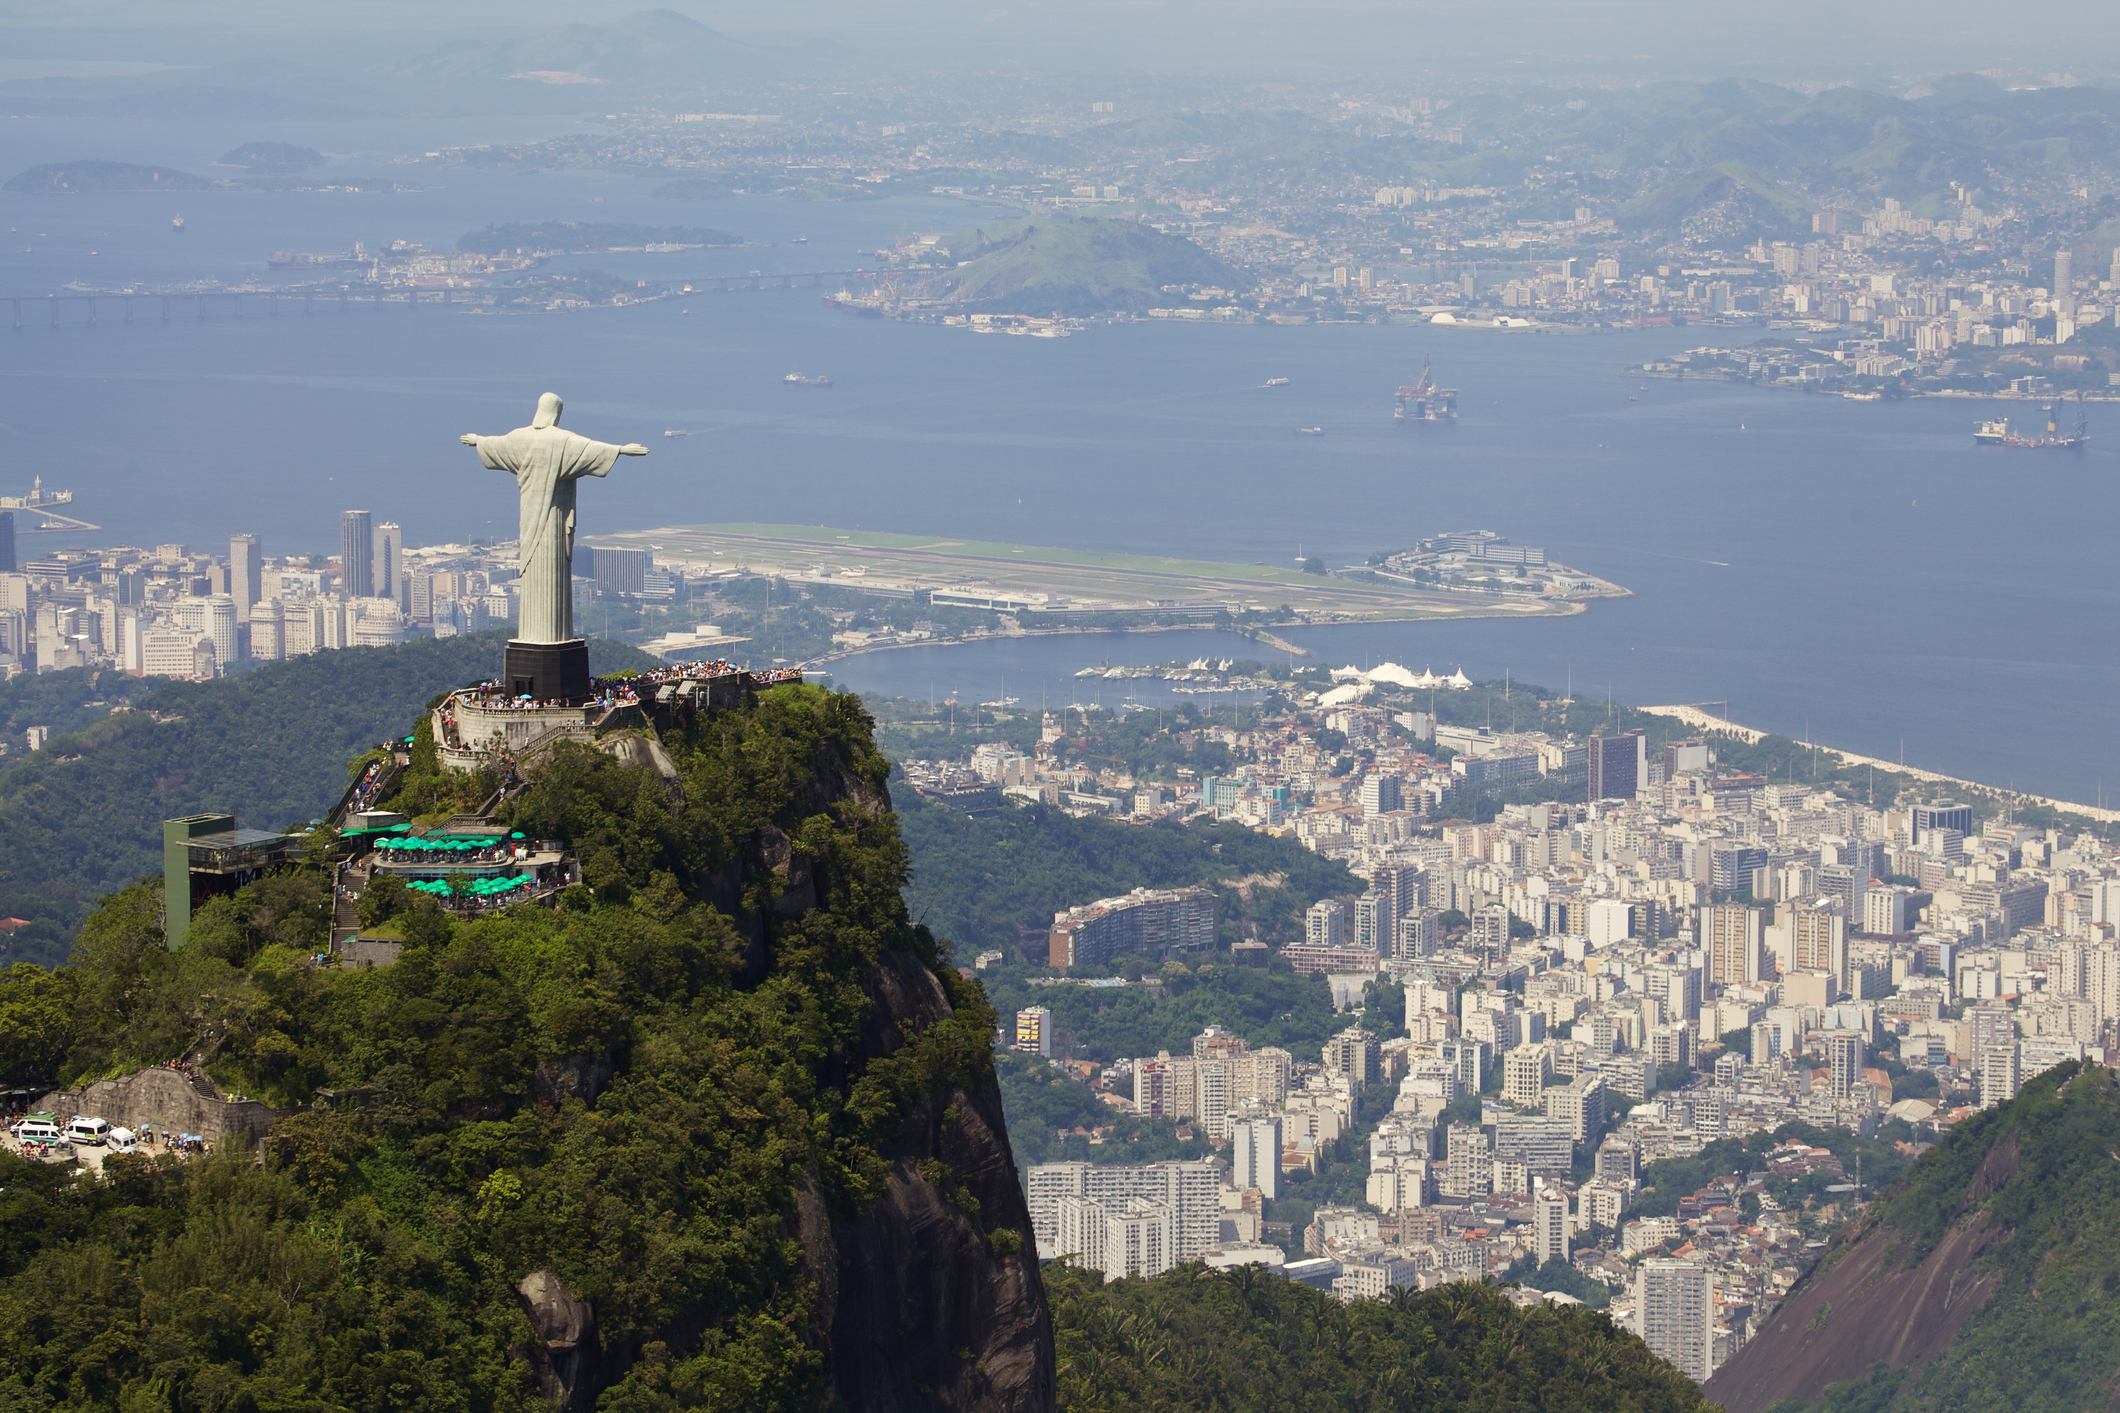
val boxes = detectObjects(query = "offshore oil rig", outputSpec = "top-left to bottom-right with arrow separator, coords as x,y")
1394,356 -> 1458,422
1975,395 -> 2088,449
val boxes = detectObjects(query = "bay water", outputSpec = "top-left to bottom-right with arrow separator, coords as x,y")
1,116 -> 2115,802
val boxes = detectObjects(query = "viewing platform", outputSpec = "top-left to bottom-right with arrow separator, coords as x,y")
431,660 -> 804,773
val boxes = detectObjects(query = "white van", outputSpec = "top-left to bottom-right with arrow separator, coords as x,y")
107,1127 -> 138,1154
64,1116 -> 112,1147
11,1116 -> 64,1144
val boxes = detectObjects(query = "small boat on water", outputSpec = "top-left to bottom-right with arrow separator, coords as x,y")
1297,426 -> 1324,436
782,373 -> 832,387
1264,377 -> 1290,387
171,216 -> 185,231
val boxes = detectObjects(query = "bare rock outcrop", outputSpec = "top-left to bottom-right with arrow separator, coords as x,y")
514,1270 -> 601,1413
38,1066 -> 273,1142
811,949 -> 1054,1412
1703,1134 -> 2019,1413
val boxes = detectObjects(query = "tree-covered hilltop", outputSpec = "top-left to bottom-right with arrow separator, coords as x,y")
0,684 -> 1050,1412
896,797 -> 1361,964
0,634 -> 654,967
218,140 -> 324,171
1047,1263 -> 1717,1413
941,215 -> 1256,315
2,160 -> 212,193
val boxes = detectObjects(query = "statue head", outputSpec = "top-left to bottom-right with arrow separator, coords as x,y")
532,392 -> 563,430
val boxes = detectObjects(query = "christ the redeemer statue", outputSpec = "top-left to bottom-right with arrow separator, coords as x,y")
461,392 -> 646,701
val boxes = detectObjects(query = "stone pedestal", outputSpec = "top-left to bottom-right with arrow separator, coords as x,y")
504,639 -> 591,703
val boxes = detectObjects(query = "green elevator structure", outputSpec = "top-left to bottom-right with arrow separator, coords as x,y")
162,814 -> 294,949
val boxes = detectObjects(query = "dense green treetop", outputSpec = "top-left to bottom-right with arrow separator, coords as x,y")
0,684 -> 1008,1412
897,798 -> 1360,965
1047,1262 -> 1716,1413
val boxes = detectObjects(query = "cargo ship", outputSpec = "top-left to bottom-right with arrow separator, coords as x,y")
821,289 -> 884,318
1975,399 -> 2087,449
1394,356 -> 1458,421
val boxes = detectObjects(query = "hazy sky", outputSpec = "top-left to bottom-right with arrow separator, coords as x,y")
4,0 -> 2115,83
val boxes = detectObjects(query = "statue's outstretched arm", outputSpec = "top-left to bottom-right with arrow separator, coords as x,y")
460,434 -> 481,446
618,443 -> 649,456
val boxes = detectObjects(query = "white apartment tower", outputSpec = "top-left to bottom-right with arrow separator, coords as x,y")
1980,1041 -> 2021,1109
1637,1259 -> 1716,1381
1533,1183 -> 1571,1267
1704,905 -> 1764,986
1306,899 -> 1348,948
1230,1114 -> 1283,1200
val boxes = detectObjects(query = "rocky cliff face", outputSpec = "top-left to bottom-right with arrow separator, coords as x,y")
813,950 -> 1053,1411
505,944 -> 1053,1413
498,692 -> 1055,1412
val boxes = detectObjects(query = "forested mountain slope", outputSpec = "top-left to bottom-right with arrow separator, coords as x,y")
1709,1061 -> 2120,1413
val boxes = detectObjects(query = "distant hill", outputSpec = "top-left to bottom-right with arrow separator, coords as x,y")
219,141 -> 323,172
457,220 -> 738,254
943,215 -> 1254,315
1617,161 -> 1814,239
393,7 -> 786,87
3,160 -> 211,194
650,177 -> 733,200
1706,1061 -> 2120,1412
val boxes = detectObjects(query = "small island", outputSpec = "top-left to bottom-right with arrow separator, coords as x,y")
3,160 -> 212,193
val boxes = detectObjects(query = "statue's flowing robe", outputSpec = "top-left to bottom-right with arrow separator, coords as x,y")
466,424 -> 624,644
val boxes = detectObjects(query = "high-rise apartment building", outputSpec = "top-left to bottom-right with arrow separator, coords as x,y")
229,534 -> 261,625
1372,862 -> 1426,925
1306,898 -> 1348,949
1544,1073 -> 1607,1146
1015,1006 -> 1051,1057
1025,1160 -> 1218,1261
1705,905 -> 1764,986
1980,1040 -> 2021,1109
1533,1184 -> 1570,1266
1230,1114 -> 1283,1199
1824,1030 -> 1865,1099
1785,897 -> 1848,991
1324,1027 -> 1381,1089
202,594 -> 238,673
1056,1195 -> 1174,1281
339,510 -> 374,598
0,511 -> 14,573
373,521 -> 403,611
1637,1259 -> 1715,1381
1195,1056 -> 1232,1138
1133,1057 -> 1171,1118
1911,800 -> 1973,844
1589,729 -> 1646,802
1396,908 -> 1439,959
247,600 -> 284,663
1047,886 -> 1219,969
1502,1044 -> 1554,1106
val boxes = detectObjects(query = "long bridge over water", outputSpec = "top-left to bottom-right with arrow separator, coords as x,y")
4,268 -> 925,328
